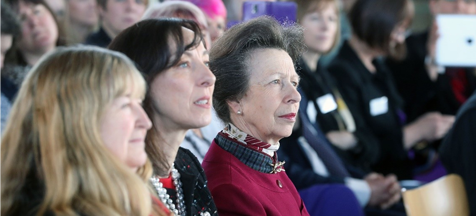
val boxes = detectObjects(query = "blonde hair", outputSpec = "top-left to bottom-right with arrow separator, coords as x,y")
1,46 -> 158,216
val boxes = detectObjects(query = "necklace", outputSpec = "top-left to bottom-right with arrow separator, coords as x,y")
151,164 -> 186,216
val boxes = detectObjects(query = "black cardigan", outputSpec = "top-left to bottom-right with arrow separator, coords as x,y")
327,41 -> 412,180
296,58 -> 380,173
173,147 -> 218,216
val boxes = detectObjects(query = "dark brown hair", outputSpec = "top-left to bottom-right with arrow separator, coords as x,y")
108,18 -> 203,176
4,0 -> 67,67
210,16 -> 305,124
349,0 -> 413,59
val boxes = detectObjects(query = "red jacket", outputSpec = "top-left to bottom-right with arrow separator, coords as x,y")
202,140 -> 309,216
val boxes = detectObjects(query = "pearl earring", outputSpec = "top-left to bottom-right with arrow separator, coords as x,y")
237,110 -> 242,115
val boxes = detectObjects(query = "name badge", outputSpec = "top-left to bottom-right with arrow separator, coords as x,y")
369,96 -> 388,116
306,101 -> 318,124
316,94 -> 338,114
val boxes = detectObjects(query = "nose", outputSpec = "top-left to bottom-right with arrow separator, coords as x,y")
136,104 -> 152,130
198,63 -> 216,88
26,15 -> 40,28
285,82 -> 301,104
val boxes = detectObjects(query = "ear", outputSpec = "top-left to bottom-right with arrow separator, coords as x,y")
227,99 -> 241,115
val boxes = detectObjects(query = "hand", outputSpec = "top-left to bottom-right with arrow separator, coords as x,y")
365,173 -> 401,208
414,112 -> 455,142
326,131 -> 358,150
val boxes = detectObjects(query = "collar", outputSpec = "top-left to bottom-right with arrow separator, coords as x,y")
222,123 -> 280,157
216,124 -> 284,174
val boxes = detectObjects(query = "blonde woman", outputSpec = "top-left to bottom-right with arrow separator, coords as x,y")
1,46 -> 169,216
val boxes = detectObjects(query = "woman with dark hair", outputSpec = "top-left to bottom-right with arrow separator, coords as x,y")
327,0 -> 454,180
3,0 -> 66,89
108,19 -> 217,216
201,16 -> 310,215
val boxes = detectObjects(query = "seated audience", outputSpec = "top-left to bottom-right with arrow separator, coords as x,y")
203,16 -> 363,215
327,0 -> 454,180
1,46 -> 168,216
66,0 -> 99,44
1,3 -> 21,133
85,0 -> 146,47
4,0 -> 66,89
386,0 -> 476,124
279,0 -> 403,215
440,91 -> 476,216
109,19 -> 218,216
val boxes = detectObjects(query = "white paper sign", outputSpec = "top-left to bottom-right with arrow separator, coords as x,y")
316,94 -> 338,114
369,96 -> 388,116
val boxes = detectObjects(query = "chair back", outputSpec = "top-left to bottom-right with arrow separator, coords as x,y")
402,174 -> 469,216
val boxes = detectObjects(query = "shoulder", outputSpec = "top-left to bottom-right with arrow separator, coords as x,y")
176,147 -> 204,174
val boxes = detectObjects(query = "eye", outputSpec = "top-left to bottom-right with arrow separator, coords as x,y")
178,62 -> 189,68
271,79 -> 281,84
292,81 -> 299,88
204,61 -> 210,68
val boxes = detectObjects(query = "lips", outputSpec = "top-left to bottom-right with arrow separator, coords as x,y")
193,96 -> 211,108
279,113 -> 297,121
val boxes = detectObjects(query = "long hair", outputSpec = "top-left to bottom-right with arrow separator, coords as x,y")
108,18 -> 203,176
1,46 -> 156,216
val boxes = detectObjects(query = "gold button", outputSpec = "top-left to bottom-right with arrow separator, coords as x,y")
276,180 -> 283,188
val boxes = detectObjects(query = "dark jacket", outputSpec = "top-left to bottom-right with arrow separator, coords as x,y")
84,27 -> 112,48
328,40 -> 412,180
296,58 -> 380,172
385,31 -> 476,123
174,147 -> 218,216
440,92 -> 476,216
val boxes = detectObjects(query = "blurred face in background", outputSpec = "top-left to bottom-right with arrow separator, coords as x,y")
99,0 -> 146,38
300,2 -> 338,54
207,15 -> 226,44
429,0 -> 475,14
17,1 -> 59,56
68,0 -> 98,28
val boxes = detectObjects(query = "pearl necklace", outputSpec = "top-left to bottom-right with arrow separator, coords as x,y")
151,164 -> 186,216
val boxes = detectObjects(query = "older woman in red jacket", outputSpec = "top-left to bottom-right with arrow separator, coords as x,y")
201,16 -> 308,215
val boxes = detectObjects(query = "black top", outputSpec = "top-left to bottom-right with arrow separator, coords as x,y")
296,58 -> 380,172
385,31 -> 476,123
1,75 -> 18,102
328,40 -> 412,180
439,92 -> 476,216
84,27 -> 112,48
173,147 -> 218,216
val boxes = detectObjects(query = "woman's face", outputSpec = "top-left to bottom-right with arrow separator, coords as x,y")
207,15 -> 226,44
230,48 -> 301,144
301,3 -> 338,54
68,0 -> 98,28
390,19 -> 411,47
149,27 -> 215,131
100,92 -> 152,171
17,1 -> 58,55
